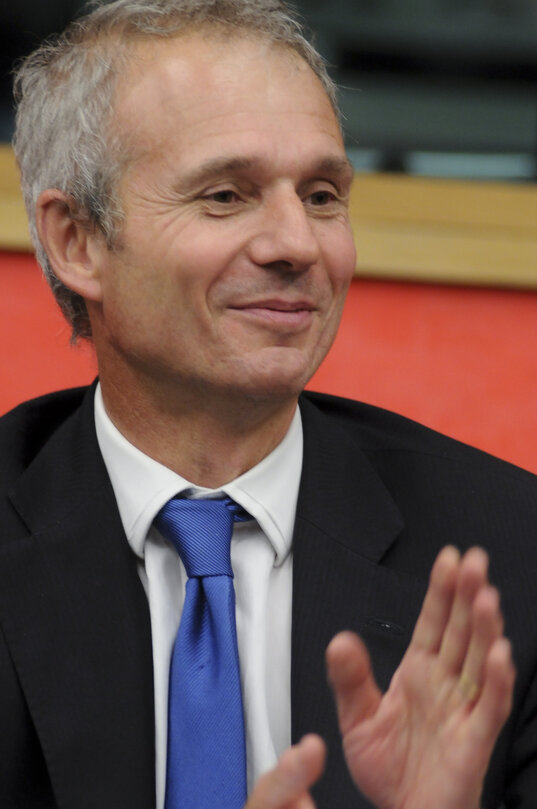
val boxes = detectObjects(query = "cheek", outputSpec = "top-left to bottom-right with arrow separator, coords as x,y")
323,227 -> 357,293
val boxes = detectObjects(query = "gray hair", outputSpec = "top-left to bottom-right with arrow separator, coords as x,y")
12,0 -> 339,340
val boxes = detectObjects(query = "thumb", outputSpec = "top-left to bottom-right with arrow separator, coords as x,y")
245,735 -> 326,809
326,631 -> 382,736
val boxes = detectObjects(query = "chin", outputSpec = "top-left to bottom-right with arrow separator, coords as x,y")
235,358 -> 316,401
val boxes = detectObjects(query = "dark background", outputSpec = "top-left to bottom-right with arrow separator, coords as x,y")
1,0 -> 537,181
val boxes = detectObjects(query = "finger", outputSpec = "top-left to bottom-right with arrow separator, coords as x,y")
245,735 -> 325,809
326,631 -> 382,737
458,585 -> 503,701
439,547 -> 489,673
411,545 -> 460,652
468,637 -> 515,747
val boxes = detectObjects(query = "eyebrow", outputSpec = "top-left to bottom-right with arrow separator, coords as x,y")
176,157 -> 255,191
311,156 -> 355,183
175,154 -> 354,192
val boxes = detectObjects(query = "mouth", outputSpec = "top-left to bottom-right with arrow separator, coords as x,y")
230,300 -> 315,329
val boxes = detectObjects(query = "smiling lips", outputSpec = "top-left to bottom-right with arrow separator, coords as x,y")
231,300 -> 315,329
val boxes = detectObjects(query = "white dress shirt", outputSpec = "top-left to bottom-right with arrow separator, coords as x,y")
93,385 -> 303,808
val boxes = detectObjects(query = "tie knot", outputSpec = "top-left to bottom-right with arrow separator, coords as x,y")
155,497 -> 250,578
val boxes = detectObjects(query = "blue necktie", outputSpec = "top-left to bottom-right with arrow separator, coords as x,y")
155,496 -> 250,809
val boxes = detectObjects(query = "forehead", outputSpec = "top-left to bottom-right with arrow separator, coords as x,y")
111,32 -> 344,170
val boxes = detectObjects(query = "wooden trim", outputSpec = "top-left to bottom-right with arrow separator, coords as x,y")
350,173 -> 537,288
0,145 -> 30,251
1,143 -> 536,286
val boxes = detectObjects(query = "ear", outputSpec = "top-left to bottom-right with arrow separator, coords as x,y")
36,189 -> 107,303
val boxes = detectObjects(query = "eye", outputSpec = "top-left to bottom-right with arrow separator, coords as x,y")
205,189 -> 239,204
307,189 -> 338,206
198,186 -> 247,218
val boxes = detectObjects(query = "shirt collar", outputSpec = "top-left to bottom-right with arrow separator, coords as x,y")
94,384 -> 302,566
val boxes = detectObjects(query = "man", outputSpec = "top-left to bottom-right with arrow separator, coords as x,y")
2,1 -> 537,807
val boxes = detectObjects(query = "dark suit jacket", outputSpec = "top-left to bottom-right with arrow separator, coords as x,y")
1,386 -> 537,809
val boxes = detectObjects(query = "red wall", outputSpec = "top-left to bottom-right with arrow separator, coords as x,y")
2,251 -> 537,473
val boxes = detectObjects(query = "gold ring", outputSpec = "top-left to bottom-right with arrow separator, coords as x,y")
458,671 -> 480,702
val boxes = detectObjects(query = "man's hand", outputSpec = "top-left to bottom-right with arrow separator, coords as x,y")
245,547 -> 514,809
326,546 -> 515,809
245,735 -> 325,809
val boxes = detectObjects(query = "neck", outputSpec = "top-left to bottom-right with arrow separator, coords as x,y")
99,371 -> 298,489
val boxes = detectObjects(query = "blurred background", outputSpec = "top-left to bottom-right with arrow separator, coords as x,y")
1,0 -> 537,472
1,0 -> 537,181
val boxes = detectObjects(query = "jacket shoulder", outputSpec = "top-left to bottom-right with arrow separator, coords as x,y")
0,387 -> 90,483
300,390 -> 537,487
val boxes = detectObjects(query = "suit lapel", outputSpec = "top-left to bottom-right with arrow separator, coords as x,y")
0,390 -> 155,809
292,395 -> 426,808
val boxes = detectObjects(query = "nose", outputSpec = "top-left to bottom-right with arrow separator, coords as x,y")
247,188 -> 321,272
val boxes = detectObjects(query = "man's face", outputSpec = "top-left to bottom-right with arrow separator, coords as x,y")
91,33 -> 356,407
